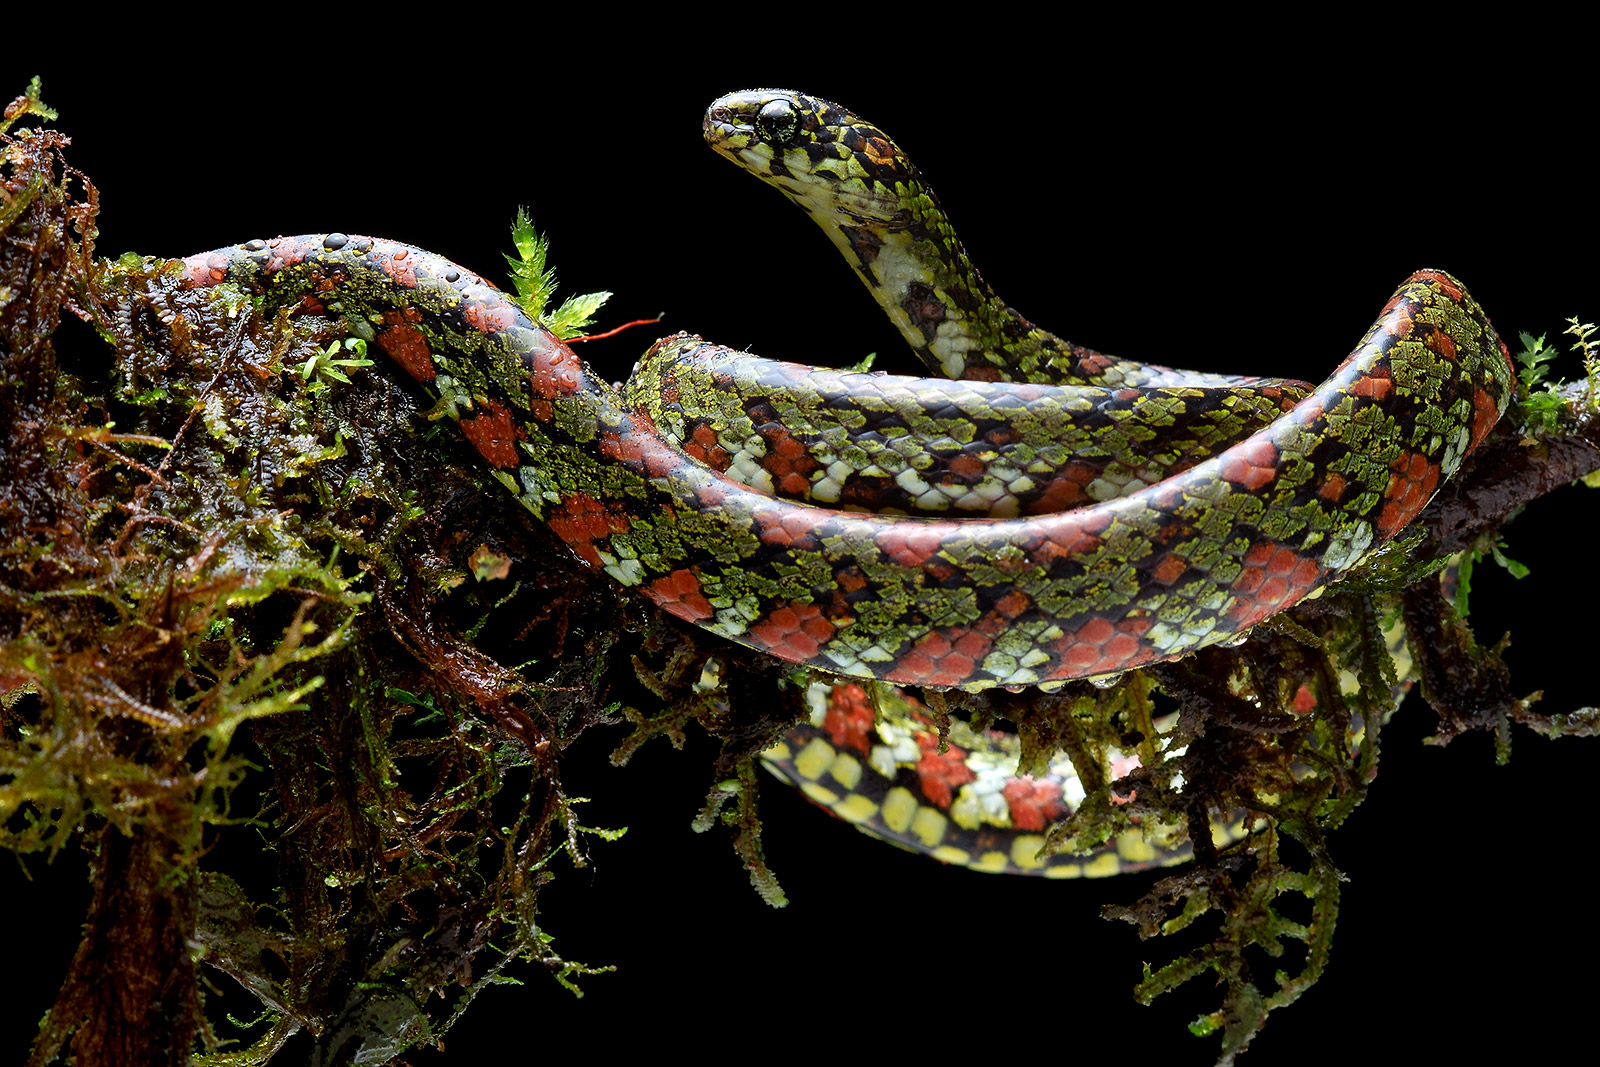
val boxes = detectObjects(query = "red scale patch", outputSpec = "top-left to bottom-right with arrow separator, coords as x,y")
379,247 -> 419,289
1377,450 -> 1440,536
1026,463 -> 1096,513
684,423 -> 732,469
1413,270 -> 1463,301
462,300 -> 518,335
883,628 -> 992,687
877,525 -> 948,568
1078,351 -> 1114,376
835,568 -> 869,593
1002,777 -> 1068,832
1289,392 -> 1326,426
1150,553 -> 1189,585
947,453 -> 986,479
992,589 -> 1032,618
183,255 -> 228,287
1054,615 -> 1148,675
377,322 -> 436,383
457,399 -> 522,469
1427,328 -> 1458,361
1218,438 -> 1279,491
1103,625 -> 1146,663
530,342 -> 583,399
607,420 -> 693,481
546,492 -> 631,568
753,507 -> 824,549
749,602 -> 837,661
1029,517 -> 1100,565
1349,369 -> 1393,401
1230,543 -> 1323,624
822,683 -> 876,754
755,423 -> 822,495
1469,385 -> 1501,449
770,429 -> 809,461
913,734 -> 976,808
1378,296 -> 1417,337
270,237 -> 310,265
646,568 -> 714,623
778,472 -> 811,498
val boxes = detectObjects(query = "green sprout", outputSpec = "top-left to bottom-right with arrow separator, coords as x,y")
299,336 -> 374,386
503,208 -> 611,340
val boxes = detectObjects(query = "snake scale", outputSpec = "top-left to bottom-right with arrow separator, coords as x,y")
174,89 -> 1513,874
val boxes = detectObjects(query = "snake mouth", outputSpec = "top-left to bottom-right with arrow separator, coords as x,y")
701,106 -> 735,143
704,115 -> 777,184
703,93 -> 767,156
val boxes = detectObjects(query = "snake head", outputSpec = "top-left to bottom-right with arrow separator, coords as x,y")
704,89 -> 917,224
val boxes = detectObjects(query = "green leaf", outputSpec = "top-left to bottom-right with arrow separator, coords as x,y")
545,289 -> 613,340
1490,542 -> 1530,580
0,77 -> 58,134
503,208 -> 611,339
1564,317 -> 1600,410
1515,331 -> 1556,393
298,338 -> 374,385
504,207 -> 557,318
1513,330 -> 1581,434
847,352 -> 878,373
1456,554 -> 1474,619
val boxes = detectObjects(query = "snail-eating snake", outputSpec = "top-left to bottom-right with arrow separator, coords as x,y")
171,90 -> 1512,874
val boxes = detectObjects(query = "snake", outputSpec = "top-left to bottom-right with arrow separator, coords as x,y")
170,89 -> 1513,874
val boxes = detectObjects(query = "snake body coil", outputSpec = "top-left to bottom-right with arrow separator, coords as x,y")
178,93 -> 1513,698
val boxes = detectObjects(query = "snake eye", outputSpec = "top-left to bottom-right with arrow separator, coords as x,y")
756,99 -> 799,144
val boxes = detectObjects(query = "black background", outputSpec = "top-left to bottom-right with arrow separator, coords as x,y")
12,35 -> 1597,1065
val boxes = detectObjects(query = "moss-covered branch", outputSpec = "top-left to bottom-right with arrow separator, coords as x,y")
4,82 -> 1597,1066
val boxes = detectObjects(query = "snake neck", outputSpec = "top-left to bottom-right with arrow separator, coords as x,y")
704,89 -> 1168,388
